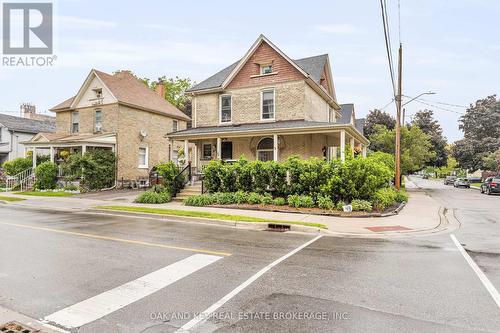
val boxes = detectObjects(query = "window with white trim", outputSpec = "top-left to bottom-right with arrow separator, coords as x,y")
256,137 -> 274,161
71,111 -> 79,133
138,147 -> 148,168
202,144 -> 212,159
261,64 -> 273,75
261,90 -> 275,120
172,120 -> 178,132
220,95 -> 232,123
94,109 -> 102,132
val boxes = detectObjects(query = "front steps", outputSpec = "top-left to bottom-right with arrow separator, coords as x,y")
172,181 -> 202,202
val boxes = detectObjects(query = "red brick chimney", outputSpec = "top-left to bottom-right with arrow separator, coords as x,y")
155,79 -> 165,99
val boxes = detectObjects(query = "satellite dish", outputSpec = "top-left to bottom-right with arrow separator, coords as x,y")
140,130 -> 148,138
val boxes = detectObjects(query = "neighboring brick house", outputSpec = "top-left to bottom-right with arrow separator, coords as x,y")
168,35 -> 368,171
23,69 -> 190,184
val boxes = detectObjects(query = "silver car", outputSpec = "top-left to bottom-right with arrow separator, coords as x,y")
453,178 -> 470,188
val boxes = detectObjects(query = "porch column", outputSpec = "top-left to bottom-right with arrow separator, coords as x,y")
169,139 -> 174,162
350,137 -> 355,153
32,148 -> 37,168
184,140 -> 189,166
82,145 -> 87,155
340,130 -> 346,163
193,143 -> 198,168
49,146 -> 55,163
273,134 -> 278,161
216,137 -> 221,160
362,145 -> 367,158
332,147 -> 338,160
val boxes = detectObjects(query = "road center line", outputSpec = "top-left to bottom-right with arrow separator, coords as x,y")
0,221 -> 231,256
450,234 -> 500,308
176,235 -> 323,332
43,254 -> 222,329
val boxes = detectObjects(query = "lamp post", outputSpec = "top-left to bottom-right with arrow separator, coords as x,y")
402,91 -> 436,124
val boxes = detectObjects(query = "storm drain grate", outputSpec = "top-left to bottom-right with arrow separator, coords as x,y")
267,223 -> 291,232
0,321 -> 40,333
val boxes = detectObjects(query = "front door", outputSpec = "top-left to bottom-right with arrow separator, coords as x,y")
221,141 -> 233,160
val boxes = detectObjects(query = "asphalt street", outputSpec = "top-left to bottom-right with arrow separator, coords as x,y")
0,177 -> 499,333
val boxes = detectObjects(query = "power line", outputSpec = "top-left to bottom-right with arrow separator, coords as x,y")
408,97 -> 467,108
380,0 -> 396,98
410,99 -> 466,115
379,99 -> 395,111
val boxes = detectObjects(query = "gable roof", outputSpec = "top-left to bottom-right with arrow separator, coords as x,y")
339,104 -> 354,124
355,118 -> 365,134
0,113 -> 55,133
51,69 -> 190,121
186,35 -> 335,101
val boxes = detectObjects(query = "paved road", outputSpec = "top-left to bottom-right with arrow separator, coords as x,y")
0,178 -> 499,333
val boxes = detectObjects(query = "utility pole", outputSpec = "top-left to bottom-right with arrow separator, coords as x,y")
395,43 -> 403,190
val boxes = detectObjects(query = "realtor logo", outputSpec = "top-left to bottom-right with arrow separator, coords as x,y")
2,2 -> 53,54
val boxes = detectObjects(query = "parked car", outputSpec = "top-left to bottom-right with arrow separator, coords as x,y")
480,177 -> 500,195
444,176 -> 457,185
423,174 -> 429,179
468,177 -> 482,183
453,178 -> 470,188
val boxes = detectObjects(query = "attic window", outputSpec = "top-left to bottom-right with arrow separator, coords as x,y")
261,64 -> 273,75
93,88 -> 103,99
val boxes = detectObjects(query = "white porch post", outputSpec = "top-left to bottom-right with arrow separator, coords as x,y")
332,147 -> 338,160
350,137 -> 355,153
82,145 -> 87,155
193,143 -> 198,168
49,146 -> 55,163
340,130 -> 346,163
184,139 -> 189,166
169,139 -> 174,162
32,148 -> 37,168
273,134 -> 278,161
216,137 -> 222,160
362,145 -> 367,158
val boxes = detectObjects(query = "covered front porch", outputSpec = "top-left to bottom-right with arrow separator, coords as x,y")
168,121 -> 369,172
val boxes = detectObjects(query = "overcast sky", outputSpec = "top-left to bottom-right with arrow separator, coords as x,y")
1,0 -> 499,142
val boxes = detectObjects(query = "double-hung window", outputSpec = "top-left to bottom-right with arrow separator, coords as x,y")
261,90 -> 275,120
202,144 -> 212,159
138,147 -> 148,168
220,95 -> 232,123
172,120 -> 178,132
94,109 -> 102,132
261,64 -> 273,75
71,111 -> 79,133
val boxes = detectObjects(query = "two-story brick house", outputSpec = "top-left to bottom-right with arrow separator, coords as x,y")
23,69 -> 190,184
168,35 -> 368,171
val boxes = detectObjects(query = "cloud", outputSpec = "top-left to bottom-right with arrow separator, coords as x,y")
313,24 -> 357,35
57,16 -> 117,30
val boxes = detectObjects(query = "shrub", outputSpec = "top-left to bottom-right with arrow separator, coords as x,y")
135,190 -> 171,204
351,199 -> 373,212
2,157 -> 32,176
60,153 -> 83,180
272,197 -> 286,206
150,184 -> 165,193
287,194 -> 315,208
317,195 -> 334,210
80,149 -> 116,190
394,190 -> 409,203
373,187 -> 398,211
233,157 -> 253,192
234,191 -> 249,204
155,162 -> 178,193
262,193 -> 273,205
184,194 -> 215,206
34,161 -> 58,190
247,192 -> 263,204
203,160 -> 223,193
250,160 -> 270,193
212,192 -> 236,205
335,200 -> 346,211
63,184 -> 78,191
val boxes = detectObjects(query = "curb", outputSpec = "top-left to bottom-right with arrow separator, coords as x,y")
87,208 -> 323,234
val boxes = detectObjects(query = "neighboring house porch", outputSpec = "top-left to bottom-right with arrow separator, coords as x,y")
168,120 -> 368,172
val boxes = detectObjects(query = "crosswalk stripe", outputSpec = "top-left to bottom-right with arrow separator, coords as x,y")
43,254 -> 222,329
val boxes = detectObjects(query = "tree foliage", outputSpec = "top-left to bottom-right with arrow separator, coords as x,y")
412,109 -> 448,167
143,76 -> 193,112
364,109 -> 396,138
369,124 -> 435,174
452,95 -> 500,170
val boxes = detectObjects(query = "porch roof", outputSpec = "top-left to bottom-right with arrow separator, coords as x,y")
168,120 -> 369,144
22,132 -> 116,147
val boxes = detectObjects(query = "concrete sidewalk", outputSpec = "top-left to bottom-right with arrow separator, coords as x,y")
0,179 -> 451,237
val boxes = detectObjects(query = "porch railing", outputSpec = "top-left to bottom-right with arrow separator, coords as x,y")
172,162 -> 192,197
6,167 -> 35,191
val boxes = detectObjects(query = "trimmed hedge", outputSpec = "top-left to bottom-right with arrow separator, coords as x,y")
373,188 -> 408,211
203,155 -> 394,202
34,162 -> 58,190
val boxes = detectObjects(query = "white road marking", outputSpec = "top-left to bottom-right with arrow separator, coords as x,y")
450,234 -> 500,308
43,254 -> 222,329
176,235 -> 323,332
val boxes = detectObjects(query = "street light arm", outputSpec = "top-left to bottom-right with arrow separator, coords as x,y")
402,91 -> 435,107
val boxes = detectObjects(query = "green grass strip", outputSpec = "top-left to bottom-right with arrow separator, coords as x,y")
15,191 -> 75,197
0,195 -> 26,202
96,205 -> 327,229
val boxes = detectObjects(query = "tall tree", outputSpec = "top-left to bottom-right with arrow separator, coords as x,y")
452,95 -> 500,170
364,109 -> 396,138
369,124 -> 435,174
411,109 -> 448,167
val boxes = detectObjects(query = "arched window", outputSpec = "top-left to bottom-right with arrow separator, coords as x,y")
257,137 -> 274,161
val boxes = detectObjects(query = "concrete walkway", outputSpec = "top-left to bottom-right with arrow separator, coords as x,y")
0,178 -> 451,237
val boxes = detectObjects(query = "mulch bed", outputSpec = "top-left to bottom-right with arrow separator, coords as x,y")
207,202 -> 404,218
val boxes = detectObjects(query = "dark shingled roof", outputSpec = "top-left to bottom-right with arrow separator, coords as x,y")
187,54 -> 328,93
355,118 -> 365,134
339,104 -> 354,124
0,113 -> 55,133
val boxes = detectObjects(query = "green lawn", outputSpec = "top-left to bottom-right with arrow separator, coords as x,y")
96,205 -> 327,229
0,195 -> 26,202
15,191 -> 75,197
